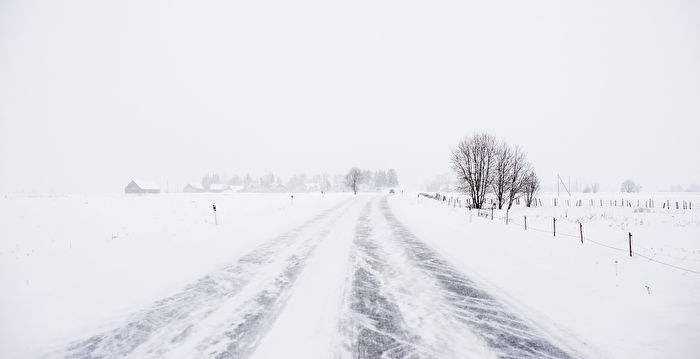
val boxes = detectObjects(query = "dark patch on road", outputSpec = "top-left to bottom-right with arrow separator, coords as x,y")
343,204 -> 424,359
379,198 -> 575,359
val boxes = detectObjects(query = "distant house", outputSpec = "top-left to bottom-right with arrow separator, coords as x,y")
208,183 -> 232,193
183,183 -> 204,193
228,185 -> 244,193
125,180 -> 160,194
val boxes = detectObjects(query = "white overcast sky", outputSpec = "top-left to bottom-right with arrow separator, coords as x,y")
1,0 -> 698,193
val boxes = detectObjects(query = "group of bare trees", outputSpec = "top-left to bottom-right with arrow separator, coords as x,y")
345,167 -> 399,194
200,172 -> 345,193
451,133 -> 539,209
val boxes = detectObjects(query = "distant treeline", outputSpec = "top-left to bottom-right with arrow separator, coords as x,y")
199,169 -> 398,193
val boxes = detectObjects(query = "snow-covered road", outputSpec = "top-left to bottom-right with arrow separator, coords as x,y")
49,195 -> 581,359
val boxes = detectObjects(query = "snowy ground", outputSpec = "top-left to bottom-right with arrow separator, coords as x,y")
407,192 -> 700,358
1,192 -> 698,358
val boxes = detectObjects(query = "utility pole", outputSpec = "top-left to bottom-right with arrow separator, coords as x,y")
557,174 -> 572,197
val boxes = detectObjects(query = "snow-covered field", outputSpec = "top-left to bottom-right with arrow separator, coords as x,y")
0,193 -> 348,358
1,192 -> 698,358
405,192 -> 700,358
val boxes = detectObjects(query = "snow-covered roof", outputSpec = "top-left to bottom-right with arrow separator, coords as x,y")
185,183 -> 203,189
209,184 -> 231,191
131,180 -> 160,190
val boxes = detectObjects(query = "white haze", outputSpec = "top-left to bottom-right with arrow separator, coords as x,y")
1,0 -> 698,193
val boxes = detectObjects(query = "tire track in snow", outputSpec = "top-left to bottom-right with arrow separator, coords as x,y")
379,197 -> 577,359
57,199 -> 352,359
339,202 -> 428,359
192,201 -> 355,359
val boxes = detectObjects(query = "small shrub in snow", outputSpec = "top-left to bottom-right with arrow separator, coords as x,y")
621,179 -> 642,193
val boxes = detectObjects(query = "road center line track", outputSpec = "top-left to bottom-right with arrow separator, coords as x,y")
339,201 -> 425,359
189,202 -> 354,359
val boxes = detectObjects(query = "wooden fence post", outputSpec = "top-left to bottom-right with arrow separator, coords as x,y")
628,232 -> 632,257
579,223 -> 583,243
524,216 -> 527,230
553,218 -> 556,237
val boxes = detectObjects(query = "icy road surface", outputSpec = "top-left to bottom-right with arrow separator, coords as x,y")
49,196 -> 584,359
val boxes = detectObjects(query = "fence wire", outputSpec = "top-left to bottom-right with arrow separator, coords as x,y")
438,200 -> 700,275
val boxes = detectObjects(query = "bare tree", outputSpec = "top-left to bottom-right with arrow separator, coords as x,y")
387,168 -> 399,187
321,173 -> 331,192
523,169 -> 540,207
451,133 -> 497,209
243,174 -> 252,189
345,167 -> 362,195
506,147 -> 529,210
259,172 -> 275,190
492,141 -> 513,209
620,179 -> 641,193
201,173 -> 221,190
374,170 -> 387,188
